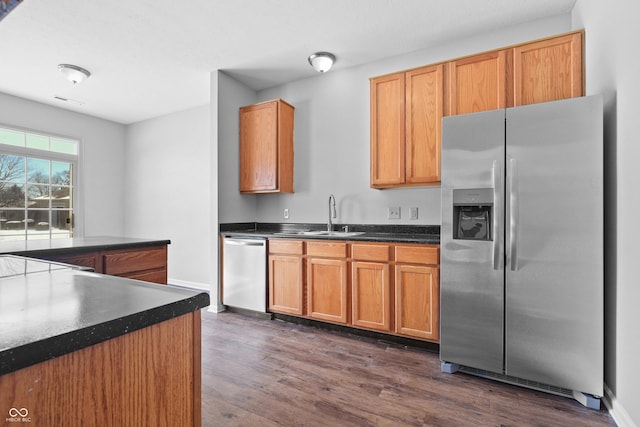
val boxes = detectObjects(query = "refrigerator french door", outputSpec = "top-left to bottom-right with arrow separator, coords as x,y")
440,95 -> 603,406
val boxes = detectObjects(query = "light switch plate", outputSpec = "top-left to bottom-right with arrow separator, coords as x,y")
283,208 -> 289,219
387,206 -> 401,220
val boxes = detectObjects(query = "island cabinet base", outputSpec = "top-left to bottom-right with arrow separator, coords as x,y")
1,311 -> 202,427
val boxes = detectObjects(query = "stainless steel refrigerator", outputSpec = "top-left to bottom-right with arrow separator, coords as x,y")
440,95 -> 603,408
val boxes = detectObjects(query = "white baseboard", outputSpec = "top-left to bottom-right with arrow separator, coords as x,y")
208,303 -> 226,313
604,383 -> 638,427
167,278 -> 211,292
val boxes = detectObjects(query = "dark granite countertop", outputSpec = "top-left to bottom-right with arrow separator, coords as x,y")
0,236 -> 171,257
0,255 -> 210,376
220,222 -> 440,245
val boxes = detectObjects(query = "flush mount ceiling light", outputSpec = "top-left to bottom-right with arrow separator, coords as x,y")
308,52 -> 336,73
57,64 -> 91,84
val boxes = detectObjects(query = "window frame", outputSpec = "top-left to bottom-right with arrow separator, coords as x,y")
0,124 -> 82,241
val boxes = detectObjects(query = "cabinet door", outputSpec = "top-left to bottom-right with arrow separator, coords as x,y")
370,72 -> 406,187
513,32 -> 583,106
406,64 -> 443,184
395,264 -> 439,341
352,261 -> 391,332
240,101 -> 278,192
447,50 -> 506,116
307,257 -> 348,324
269,254 -> 304,315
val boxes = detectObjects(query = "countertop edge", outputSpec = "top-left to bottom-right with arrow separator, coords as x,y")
0,291 -> 210,376
5,239 -> 172,258
220,231 -> 440,245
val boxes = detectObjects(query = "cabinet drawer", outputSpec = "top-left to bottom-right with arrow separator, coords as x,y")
351,243 -> 390,262
42,252 -> 99,271
395,245 -> 439,265
306,241 -> 347,258
102,246 -> 167,276
120,269 -> 168,285
269,239 -> 303,255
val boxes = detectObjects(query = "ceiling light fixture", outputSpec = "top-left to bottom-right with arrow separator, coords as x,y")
57,64 -> 91,84
308,52 -> 336,73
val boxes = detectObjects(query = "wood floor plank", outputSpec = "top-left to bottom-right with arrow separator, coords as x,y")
200,311 -> 615,426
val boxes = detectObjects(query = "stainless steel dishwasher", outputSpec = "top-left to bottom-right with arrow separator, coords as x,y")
222,237 -> 267,313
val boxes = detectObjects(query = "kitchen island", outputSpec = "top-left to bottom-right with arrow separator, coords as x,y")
0,255 -> 209,426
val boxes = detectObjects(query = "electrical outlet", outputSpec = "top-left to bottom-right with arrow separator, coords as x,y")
410,207 -> 419,220
283,208 -> 289,219
387,206 -> 401,220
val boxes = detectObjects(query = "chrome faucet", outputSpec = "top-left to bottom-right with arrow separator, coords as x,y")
328,194 -> 337,232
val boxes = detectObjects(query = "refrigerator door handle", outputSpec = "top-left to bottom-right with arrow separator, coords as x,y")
492,160 -> 501,270
508,157 -> 518,271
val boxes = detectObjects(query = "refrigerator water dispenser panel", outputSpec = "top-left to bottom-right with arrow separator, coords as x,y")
453,188 -> 493,241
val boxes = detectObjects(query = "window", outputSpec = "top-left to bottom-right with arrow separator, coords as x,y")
0,126 -> 78,241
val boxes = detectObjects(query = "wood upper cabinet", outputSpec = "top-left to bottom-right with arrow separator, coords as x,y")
306,241 -> 349,324
269,240 -> 304,315
351,243 -> 391,332
394,245 -> 440,341
370,72 -> 405,187
239,99 -> 294,194
370,64 -> 443,188
406,66 -> 443,184
513,32 -> 583,106
446,50 -> 507,116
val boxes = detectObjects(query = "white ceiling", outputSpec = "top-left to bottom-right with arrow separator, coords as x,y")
0,0 -> 576,125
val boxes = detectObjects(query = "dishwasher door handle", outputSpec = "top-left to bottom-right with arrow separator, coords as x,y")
224,239 -> 265,247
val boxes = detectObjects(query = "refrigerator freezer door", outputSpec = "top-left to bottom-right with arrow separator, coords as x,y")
505,95 -> 603,396
440,109 -> 505,373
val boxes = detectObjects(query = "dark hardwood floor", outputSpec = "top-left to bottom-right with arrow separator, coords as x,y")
200,310 -> 615,426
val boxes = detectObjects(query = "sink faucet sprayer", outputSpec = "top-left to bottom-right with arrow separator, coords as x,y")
328,194 -> 337,232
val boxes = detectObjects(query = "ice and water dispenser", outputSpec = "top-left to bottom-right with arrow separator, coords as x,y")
452,188 -> 493,241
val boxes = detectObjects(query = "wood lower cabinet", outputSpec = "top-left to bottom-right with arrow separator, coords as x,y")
306,241 -> 348,324
269,240 -> 304,315
394,245 -> 440,341
37,245 -> 169,285
239,99 -> 294,194
351,243 -> 391,332
43,252 -> 99,271
1,311 -> 202,426
102,246 -> 167,283
264,239 -> 440,343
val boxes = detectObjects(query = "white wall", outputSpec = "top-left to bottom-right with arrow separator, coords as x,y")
0,91 -> 126,236
124,105 -> 212,290
573,1 -> 640,426
217,14 -> 572,226
217,71 -> 258,224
